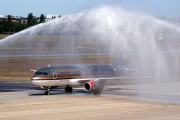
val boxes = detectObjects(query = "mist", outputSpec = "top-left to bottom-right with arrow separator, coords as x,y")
0,6 -> 180,103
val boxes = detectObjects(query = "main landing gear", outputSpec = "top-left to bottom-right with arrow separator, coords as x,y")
43,86 -> 72,95
65,85 -> 73,93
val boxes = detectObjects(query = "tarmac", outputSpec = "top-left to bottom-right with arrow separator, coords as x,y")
0,79 -> 180,120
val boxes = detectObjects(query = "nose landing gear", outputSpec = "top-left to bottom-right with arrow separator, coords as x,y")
45,87 -> 50,95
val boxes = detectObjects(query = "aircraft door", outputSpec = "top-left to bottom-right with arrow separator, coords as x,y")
51,69 -> 58,79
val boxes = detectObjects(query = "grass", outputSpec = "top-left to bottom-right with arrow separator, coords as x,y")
0,34 -> 116,80
0,55 -> 115,80
0,34 -> 10,40
1,34 -> 179,81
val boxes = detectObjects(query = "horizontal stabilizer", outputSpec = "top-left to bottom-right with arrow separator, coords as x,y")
30,68 -> 37,72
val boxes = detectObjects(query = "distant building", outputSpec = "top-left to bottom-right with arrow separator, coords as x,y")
19,19 -> 27,24
4,15 -> 20,19
46,14 -> 61,19
15,16 -> 19,19
5,15 -> 15,18
19,16 -> 25,19
12,20 -> 18,23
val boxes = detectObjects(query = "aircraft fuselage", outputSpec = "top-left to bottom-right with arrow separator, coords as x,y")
32,64 -> 118,80
31,52 -> 129,95
31,64 -> 121,87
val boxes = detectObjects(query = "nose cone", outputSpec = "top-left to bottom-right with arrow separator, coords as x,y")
31,74 -> 46,86
31,76 -> 41,80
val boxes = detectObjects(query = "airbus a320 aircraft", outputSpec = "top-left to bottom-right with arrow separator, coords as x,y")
31,53 -> 129,95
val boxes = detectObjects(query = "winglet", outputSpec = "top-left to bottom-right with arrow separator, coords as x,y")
30,68 -> 37,72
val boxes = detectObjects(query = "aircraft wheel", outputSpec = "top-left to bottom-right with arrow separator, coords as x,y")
69,87 -> 73,93
65,86 -> 73,93
45,91 -> 50,95
45,88 -> 50,95
65,87 -> 69,93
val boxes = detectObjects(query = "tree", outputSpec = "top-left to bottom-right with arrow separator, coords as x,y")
40,14 -> 45,23
28,18 -> 38,26
0,25 -> 3,33
27,13 -> 38,26
8,15 -> 12,22
27,13 -> 33,24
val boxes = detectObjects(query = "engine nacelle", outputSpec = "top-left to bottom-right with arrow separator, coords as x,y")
84,81 -> 95,91
84,81 -> 105,92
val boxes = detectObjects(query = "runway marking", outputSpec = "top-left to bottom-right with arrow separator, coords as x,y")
0,97 -> 110,108
121,110 -> 132,114
0,102 -> 138,119
0,103 -> 161,119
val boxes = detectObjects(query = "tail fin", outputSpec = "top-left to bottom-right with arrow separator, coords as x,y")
114,52 -> 129,66
110,52 -> 129,76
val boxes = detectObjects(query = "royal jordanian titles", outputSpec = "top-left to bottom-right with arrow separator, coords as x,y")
31,53 -> 129,95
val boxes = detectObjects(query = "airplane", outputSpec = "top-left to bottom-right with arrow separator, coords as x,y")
30,52 -> 135,95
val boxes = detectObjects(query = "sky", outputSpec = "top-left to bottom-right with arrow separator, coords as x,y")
0,0 -> 180,17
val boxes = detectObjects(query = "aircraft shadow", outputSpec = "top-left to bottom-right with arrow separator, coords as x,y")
103,87 -> 137,91
28,90 -> 88,96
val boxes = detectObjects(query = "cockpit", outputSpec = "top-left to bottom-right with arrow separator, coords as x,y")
35,71 -> 48,75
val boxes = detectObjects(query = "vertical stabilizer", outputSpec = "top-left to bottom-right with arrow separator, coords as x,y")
114,52 -> 129,67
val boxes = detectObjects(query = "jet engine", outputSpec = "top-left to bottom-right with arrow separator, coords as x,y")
84,81 -> 95,91
84,81 -> 105,95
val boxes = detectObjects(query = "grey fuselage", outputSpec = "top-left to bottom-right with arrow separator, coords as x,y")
31,64 -> 121,80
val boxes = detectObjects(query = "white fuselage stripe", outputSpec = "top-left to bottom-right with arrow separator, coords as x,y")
32,80 -> 82,86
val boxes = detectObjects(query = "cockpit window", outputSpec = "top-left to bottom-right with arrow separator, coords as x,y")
35,72 -> 48,75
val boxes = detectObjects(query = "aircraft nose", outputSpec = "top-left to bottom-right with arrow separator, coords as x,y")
31,76 -> 40,80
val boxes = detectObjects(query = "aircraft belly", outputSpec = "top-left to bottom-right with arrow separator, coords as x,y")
68,79 -> 83,86
32,79 -> 82,86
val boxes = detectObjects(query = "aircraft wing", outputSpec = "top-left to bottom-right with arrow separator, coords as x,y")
73,75 -> 156,83
124,68 -> 156,71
